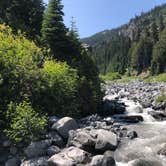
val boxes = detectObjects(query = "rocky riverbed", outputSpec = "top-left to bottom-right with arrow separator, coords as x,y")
1,80 -> 166,166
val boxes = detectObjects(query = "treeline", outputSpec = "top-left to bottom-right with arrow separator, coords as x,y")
0,0 -> 102,143
83,4 -> 166,75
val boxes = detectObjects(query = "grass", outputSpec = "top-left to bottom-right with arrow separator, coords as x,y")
101,72 -> 166,83
156,95 -> 166,103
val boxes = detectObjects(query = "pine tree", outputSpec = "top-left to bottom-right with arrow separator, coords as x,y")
41,0 -> 69,60
0,0 -> 44,39
159,15 -> 164,32
150,21 -> 159,43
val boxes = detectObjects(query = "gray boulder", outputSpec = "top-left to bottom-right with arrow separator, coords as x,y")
95,129 -> 118,152
21,157 -> 48,166
52,117 -> 78,139
67,129 -> 96,152
24,140 -> 51,158
90,154 -> 116,166
90,155 -> 104,166
5,158 -> 21,166
48,146 -> 91,166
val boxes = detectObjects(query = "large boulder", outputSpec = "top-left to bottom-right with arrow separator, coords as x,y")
48,146 -> 91,166
21,157 -> 48,166
114,115 -> 143,123
24,140 -> 51,159
67,129 -> 96,152
5,158 -> 21,166
94,129 -> 118,152
52,117 -> 78,139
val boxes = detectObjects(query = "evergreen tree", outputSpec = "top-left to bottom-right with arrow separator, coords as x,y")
150,21 -> 159,43
41,0 -> 69,60
159,15 -> 164,32
0,0 -> 44,39
151,27 -> 166,74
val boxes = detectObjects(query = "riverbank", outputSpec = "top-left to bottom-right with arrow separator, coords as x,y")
1,80 -> 166,166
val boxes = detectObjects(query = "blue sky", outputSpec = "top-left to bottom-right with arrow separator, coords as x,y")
44,0 -> 166,38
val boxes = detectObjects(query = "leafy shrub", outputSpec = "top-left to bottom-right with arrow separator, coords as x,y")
5,101 -> 47,143
0,24 -> 43,127
33,60 -> 80,117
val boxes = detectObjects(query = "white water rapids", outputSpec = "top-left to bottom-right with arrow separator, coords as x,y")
111,98 -> 166,166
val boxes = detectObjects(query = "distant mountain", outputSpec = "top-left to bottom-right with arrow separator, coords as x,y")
82,4 -> 166,75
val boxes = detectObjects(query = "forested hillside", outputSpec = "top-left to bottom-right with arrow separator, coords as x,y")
82,4 -> 166,75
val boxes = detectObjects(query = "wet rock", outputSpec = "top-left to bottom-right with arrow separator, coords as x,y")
157,144 -> 166,156
148,110 -> 166,120
114,115 -> 143,123
21,157 -> 48,166
102,99 -> 126,116
128,159 -> 163,166
24,140 -> 51,159
10,146 -> 18,155
5,157 -> 21,166
47,146 -> 60,157
52,117 -> 78,139
48,146 -> 90,166
95,129 -> 118,152
127,131 -> 138,139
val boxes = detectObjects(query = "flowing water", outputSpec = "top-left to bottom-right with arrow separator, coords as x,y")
113,98 -> 166,166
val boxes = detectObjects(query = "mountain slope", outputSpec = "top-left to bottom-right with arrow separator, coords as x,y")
82,4 -> 166,75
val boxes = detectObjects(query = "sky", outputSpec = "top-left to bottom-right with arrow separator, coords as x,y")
44,0 -> 166,38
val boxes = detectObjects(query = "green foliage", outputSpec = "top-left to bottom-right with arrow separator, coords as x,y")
151,27 -> 166,74
0,24 -> 43,127
34,60 -> 80,117
156,95 -> 166,103
0,0 -> 44,40
5,101 -> 47,143
100,72 -> 121,81
41,0 -> 68,59
145,73 -> 166,82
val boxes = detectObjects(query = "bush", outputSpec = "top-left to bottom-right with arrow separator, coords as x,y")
0,24 -> 43,127
156,95 -> 166,103
5,101 -> 47,143
33,60 -> 80,117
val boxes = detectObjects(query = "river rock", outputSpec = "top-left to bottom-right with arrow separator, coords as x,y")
90,155 -> 104,166
46,131 -> 64,147
128,159 -> 163,166
24,140 -> 51,159
157,144 -> 166,156
5,157 -> 21,166
21,157 -> 48,166
67,129 -> 96,152
47,145 -> 60,157
90,154 -> 116,166
114,115 -> 143,123
94,129 -> 118,152
127,131 -> 138,139
102,99 -> 126,116
48,146 -> 90,166
52,117 -> 78,139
